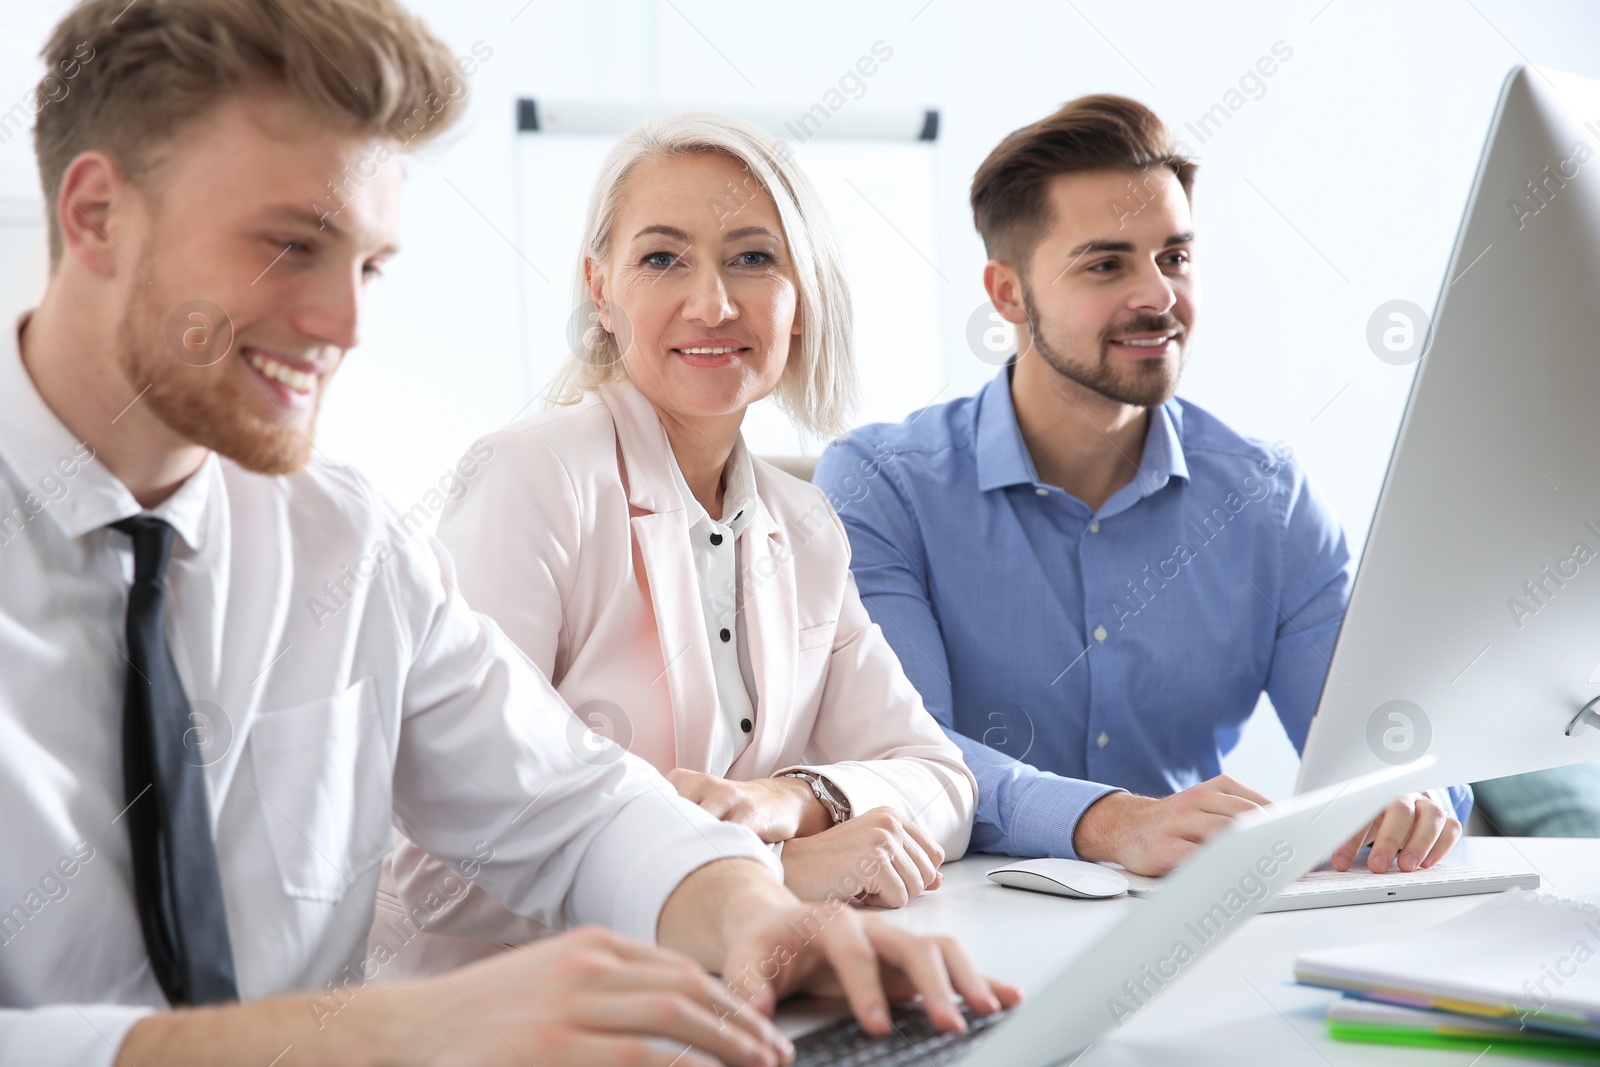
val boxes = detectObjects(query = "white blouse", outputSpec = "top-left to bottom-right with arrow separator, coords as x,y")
664,438 -> 760,776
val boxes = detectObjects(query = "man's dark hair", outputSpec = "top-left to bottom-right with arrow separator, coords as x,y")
970,94 -> 1196,269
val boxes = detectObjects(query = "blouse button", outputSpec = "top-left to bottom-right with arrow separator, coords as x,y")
710,533 -> 724,546
740,718 -> 753,733
719,628 -> 731,642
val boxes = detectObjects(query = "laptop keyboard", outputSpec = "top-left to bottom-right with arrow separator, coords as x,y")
791,1003 -> 1008,1066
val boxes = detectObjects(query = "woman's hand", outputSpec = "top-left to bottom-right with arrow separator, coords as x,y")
666,769 -> 830,842
781,808 -> 945,908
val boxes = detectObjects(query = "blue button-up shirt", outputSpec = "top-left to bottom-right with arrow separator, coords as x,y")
816,367 -> 1470,858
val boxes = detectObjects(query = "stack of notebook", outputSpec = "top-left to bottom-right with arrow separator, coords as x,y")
1294,890 -> 1600,1055
1324,999 -> 1600,1060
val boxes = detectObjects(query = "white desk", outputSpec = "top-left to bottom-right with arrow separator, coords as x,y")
780,838 -> 1600,1064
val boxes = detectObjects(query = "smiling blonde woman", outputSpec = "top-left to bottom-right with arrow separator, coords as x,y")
375,113 -> 977,975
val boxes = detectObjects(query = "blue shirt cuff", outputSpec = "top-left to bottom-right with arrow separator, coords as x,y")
968,764 -> 1124,859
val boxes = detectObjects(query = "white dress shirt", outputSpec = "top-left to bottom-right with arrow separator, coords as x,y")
0,319 -> 778,1067
664,439 -> 759,777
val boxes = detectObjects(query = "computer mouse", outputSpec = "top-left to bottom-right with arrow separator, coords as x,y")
985,857 -> 1129,899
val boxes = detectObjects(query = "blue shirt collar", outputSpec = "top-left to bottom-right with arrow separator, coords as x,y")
974,368 -> 1037,492
1143,396 -> 1190,490
974,366 -> 1191,500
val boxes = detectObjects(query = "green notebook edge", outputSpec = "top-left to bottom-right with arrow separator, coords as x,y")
1329,1019 -> 1600,1063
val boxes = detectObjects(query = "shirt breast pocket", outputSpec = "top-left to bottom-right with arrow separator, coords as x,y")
248,677 -> 392,903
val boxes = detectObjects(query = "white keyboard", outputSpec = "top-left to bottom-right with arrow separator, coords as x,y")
1125,863 -> 1541,912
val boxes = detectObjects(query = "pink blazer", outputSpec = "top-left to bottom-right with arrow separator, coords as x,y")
378,380 -> 974,961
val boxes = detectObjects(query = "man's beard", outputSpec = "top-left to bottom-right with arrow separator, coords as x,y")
1020,281 -> 1186,408
115,271 -> 320,476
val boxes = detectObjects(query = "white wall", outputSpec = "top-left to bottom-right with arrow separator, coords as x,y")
3,0 -> 1599,795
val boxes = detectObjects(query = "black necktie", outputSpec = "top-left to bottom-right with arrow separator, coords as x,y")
112,516 -> 239,1006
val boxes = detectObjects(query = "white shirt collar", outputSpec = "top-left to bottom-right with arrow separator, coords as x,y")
665,435 -> 758,538
0,313 -> 217,551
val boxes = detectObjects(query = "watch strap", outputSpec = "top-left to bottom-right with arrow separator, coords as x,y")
784,771 -> 851,824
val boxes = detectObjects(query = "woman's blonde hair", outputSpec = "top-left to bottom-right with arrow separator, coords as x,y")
545,113 -> 856,439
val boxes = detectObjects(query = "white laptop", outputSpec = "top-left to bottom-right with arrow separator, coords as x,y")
789,761 -> 1442,1066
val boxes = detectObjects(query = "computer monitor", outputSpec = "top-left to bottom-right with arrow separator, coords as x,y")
1297,64 -> 1600,795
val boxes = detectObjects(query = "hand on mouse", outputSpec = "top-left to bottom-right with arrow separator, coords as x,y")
1071,774 -> 1272,875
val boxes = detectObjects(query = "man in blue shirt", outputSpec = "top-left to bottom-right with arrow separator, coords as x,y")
815,94 -> 1468,876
